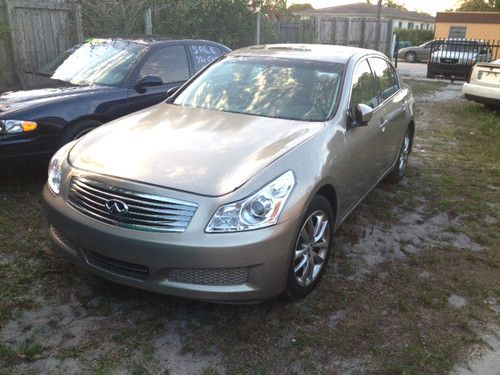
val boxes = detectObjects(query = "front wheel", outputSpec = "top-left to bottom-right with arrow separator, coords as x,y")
385,127 -> 412,183
284,195 -> 334,301
405,52 -> 417,63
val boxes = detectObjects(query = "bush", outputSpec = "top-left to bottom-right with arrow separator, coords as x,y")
394,28 -> 434,47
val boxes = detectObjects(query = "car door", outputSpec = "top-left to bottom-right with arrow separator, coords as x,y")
369,57 -> 408,171
418,41 -> 432,61
343,58 -> 387,208
126,44 -> 191,113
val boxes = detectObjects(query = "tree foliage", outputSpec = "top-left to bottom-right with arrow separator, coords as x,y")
394,28 -> 434,46
80,0 -> 285,48
384,0 -> 407,11
456,0 -> 500,11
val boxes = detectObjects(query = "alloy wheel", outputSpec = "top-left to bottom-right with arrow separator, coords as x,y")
294,210 -> 330,287
398,131 -> 411,176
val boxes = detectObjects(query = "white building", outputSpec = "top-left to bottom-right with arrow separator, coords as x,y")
295,2 -> 435,31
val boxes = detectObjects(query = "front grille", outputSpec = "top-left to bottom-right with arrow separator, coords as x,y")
166,267 -> 248,286
440,58 -> 458,64
87,251 -> 149,281
67,177 -> 198,232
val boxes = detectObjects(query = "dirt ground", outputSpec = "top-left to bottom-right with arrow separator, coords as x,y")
0,80 -> 499,374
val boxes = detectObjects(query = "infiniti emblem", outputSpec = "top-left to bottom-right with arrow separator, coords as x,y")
105,199 -> 129,215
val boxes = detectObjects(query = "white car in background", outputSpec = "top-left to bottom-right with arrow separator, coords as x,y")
462,59 -> 500,109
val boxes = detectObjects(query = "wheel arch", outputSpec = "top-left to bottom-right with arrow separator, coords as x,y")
408,119 -> 415,152
313,183 -> 338,228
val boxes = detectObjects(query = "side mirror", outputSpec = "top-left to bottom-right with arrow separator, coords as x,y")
135,75 -> 163,92
350,103 -> 373,128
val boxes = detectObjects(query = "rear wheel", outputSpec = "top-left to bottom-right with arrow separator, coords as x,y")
404,51 -> 417,63
386,127 -> 412,183
284,195 -> 334,301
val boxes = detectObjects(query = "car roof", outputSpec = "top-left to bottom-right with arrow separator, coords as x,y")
228,44 -> 385,64
85,38 -> 230,50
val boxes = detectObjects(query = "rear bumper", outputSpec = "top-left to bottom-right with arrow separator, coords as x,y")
43,184 -> 300,303
462,83 -> 500,106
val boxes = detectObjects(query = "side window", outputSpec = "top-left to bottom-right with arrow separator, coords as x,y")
369,58 -> 399,101
139,45 -> 189,84
350,59 -> 379,111
189,44 -> 223,73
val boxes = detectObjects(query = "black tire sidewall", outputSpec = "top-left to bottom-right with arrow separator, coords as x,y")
284,195 -> 335,301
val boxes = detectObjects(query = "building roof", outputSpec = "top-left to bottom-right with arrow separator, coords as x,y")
436,11 -> 500,24
296,2 -> 435,23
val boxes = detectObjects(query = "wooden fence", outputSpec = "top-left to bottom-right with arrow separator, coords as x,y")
276,16 -> 394,56
0,0 -> 82,89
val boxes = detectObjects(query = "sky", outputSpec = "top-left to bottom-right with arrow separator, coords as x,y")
288,0 -> 462,15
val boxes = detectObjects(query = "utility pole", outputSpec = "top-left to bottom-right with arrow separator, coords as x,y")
256,11 -> 261,45
375,0 -> 382,52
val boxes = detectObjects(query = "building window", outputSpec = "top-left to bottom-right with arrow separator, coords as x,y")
398,21 -> 402,29
408,22 -> 414,30
449,26 -> 467,39
421,23 -> 424,29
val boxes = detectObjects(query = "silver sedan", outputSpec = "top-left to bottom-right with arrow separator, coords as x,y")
43,44 -> 415,303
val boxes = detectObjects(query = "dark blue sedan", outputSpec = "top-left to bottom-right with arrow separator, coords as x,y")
0,38 -> 230,162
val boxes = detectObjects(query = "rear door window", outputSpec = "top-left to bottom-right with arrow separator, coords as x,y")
188,44 -> 224,72
369,58 -> 399,101
139,45 -> 190,84
350,59 -> 379,111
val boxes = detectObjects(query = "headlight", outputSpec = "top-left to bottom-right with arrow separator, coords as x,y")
0,120 -> 37,134
47,141 -> 76,195
206,170 -> 295,232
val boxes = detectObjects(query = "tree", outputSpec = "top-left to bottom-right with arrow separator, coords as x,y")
287,3 -> 314,12
456,0 -> 500,11
384,0 -> 407,11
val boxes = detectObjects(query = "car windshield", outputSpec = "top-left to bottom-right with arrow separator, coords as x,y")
37,39 -> 146,87
439,43 -> 483,53
174,56 -> 345,121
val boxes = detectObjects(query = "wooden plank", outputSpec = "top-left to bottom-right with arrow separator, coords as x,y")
9,0 -> 74,12
73,3 -> 83,43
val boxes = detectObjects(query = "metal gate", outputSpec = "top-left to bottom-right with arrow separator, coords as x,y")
427,38 -> 500,81
4,0 -> 83,88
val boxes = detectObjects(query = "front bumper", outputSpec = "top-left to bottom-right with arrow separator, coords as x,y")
427,62 -> 474,79
0,132 -> 58,161
43,183 -> 300,303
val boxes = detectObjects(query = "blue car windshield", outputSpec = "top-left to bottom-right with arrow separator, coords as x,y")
174,56 -> 345,121
37,39 -> 146,87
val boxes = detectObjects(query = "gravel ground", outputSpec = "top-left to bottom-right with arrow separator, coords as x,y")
1,81 -> 498,374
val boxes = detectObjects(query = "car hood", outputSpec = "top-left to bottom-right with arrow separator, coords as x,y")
0,84 -> 111,113
69,104 -> 325,197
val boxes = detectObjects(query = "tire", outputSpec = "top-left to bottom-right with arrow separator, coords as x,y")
404,51 -> 417,63
385,126 -> 412,184
59,119 -> 102,146
284,195 -> 335,301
